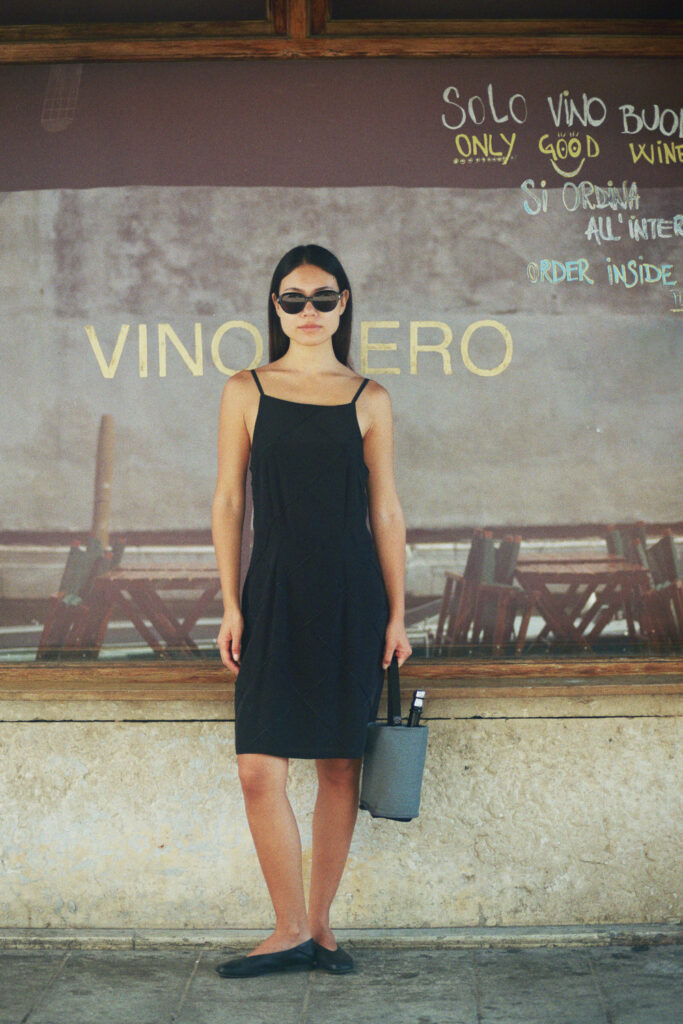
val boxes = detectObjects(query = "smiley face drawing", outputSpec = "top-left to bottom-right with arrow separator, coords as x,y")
539,131 -> 600,178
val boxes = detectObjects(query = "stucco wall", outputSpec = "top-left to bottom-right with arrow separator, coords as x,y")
1,691 -> 680,930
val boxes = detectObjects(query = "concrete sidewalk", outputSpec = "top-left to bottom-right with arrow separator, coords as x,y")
1,928 -> 681,1024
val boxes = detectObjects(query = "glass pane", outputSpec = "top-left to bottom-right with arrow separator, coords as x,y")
1,58 -> 681,668
330,1 -> 673,19
0,2 -> 268,25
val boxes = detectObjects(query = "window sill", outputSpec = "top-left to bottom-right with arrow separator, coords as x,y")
0,658 -> 680,702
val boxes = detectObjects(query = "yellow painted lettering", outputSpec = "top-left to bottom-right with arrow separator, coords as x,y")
85,324 -> 130,379
461,319 -> 513,377
211,320 -> 263,376
409,321 -> 453,375
360,321 -> 400,374
158,323 -> 203,378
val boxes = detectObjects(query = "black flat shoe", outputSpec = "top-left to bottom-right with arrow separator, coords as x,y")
313,941 -> 354,974
215,938 -> 317,978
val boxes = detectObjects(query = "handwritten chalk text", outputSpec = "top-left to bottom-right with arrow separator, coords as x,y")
606,258 -> 677,288
442,84 -> 527,130
629,140 -> 683,165
520,179 -> 641,215
452,132 -> 516,165
527,259 -> 594,284
627,215 -> 683,240
547,90 -> 607,128
620,105 -> 683,138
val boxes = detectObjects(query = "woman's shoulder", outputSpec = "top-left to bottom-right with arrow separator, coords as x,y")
357,379 -> 393,439
220,368 -> 260,408
223,368 -> 255,390
347,373 -> 391,412
360,377 -> 391,406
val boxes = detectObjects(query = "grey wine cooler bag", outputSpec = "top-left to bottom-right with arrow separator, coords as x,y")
359,652 -> 428,822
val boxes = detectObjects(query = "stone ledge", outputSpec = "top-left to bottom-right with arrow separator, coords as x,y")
1,924 -> 681,951
1,696 -> 681,721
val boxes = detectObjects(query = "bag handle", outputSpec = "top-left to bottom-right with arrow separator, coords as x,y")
386,651 -> 402,726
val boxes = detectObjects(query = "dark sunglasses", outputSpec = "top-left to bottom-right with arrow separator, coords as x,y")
276,288 -> 343,314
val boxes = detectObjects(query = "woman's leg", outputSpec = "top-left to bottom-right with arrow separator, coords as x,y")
308,757 -> 363,950
237,753 -> 312,955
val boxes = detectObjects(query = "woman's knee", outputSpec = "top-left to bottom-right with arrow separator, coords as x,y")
237,754 -> 288,800
316,757 -> 362,790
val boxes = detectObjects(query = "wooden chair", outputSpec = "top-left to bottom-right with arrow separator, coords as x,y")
607,525 -> 683,648
36,535 -> 125,659
640,530 -> 683,649
605,521 -> 648,567
435,529 -> 490,654
604,523 -> 651,644
645,530 -> 680,585
435,530 -> 532,656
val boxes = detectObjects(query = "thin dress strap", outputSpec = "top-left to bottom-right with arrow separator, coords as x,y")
351,378 -> 369,403
250,368 -> 265,395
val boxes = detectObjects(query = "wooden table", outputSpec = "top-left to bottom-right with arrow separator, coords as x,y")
73,568 -> 221,657
514,555 -> 650,650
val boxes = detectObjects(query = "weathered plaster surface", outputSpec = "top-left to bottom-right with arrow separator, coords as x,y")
1,705 -> 680,929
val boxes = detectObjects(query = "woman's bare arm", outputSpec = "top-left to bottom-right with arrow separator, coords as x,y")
362,383 -> 413,668
211,371 -> 252,672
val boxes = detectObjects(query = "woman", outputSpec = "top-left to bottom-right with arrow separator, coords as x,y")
211,244 -> 411,978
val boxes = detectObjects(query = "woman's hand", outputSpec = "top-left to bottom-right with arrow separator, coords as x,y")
382,617 -> 413,669
217,607 -> 244,674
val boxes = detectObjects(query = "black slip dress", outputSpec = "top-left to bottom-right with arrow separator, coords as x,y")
234,367 -> 390,759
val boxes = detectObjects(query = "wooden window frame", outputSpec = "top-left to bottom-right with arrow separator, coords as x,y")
0,0 -> 681,60
0,1 -> 680,690
0,659 -> 681,703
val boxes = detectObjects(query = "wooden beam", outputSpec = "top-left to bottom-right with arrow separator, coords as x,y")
0,20 -> 279,42
271,0 -> 288,36
310,0 -> 329,36
0,677 -> 680,702
0,658 -> 681,704
318,18 -> 683,39
0,24 -> 680,61
288,0 -> 308,41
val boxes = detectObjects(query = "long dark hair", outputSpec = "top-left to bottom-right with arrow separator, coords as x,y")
267,244 -> 354,367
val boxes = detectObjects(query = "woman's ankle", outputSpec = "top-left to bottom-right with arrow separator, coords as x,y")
311,928 -> 337,949
308,919 -> 335,944
273,921 -> 312,945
